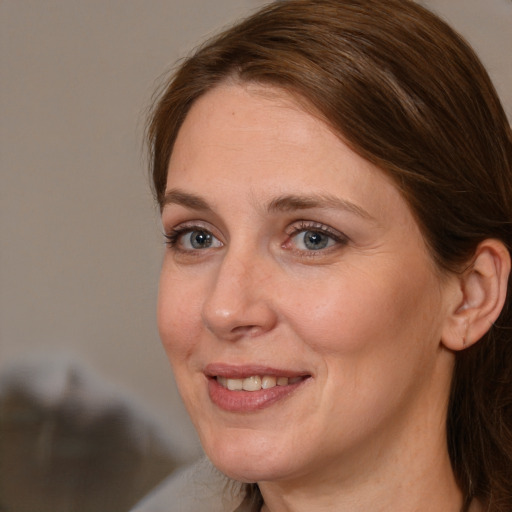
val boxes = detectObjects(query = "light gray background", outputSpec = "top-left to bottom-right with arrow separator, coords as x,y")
1,0 -> 511,461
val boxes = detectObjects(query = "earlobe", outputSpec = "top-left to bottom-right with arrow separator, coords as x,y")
441,239 -> 511,352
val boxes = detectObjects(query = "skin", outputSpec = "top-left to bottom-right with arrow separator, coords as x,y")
158,82 -> 469,511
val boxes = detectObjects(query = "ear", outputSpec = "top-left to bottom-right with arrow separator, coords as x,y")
441,239 -> 511,351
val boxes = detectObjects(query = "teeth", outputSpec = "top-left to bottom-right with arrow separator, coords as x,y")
261,376 -> 277,389
227,378 -> 243,391
242,376 -> 261,391
217,375 -> 303,391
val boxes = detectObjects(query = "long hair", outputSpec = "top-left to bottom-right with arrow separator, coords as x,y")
147,1 -> 512,509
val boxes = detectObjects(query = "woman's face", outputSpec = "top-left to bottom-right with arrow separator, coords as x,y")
158,83 -> 457,486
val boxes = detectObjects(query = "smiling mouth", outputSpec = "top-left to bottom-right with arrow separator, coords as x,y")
205,365 -> 311,411
216,375 -> 307,391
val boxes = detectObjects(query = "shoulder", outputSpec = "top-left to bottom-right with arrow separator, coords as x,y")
129,457 -> 246,512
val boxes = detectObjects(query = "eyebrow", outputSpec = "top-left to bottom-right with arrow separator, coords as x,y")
268,194 -> 374,220
162,189 -> 374,221
162,189 -> 213,212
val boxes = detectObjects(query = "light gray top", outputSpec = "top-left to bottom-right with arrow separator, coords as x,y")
130,458 -> 256,512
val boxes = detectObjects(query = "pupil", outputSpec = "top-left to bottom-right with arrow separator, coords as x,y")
191,231 -> 212,248
304,231 -> 328,250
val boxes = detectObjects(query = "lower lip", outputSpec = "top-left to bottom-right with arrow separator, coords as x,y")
207,377 -> 308,412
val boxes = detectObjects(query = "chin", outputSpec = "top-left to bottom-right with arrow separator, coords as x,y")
201,428 -> 294,483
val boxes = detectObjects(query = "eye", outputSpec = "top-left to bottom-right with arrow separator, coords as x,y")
182,230 -> 219,250
292,230 -> 336,251
284,221 -> 348,253
165,227 -> 223,251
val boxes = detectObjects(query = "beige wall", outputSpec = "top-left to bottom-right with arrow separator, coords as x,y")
1,0 -> 510,460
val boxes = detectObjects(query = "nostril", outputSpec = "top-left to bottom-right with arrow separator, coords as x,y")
232,325 -> 263,336
201,296 -> 278,340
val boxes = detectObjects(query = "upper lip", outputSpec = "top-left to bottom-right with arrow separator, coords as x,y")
204,363 -> 310,379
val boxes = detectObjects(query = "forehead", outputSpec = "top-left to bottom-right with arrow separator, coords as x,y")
172,82 -> 327,165
171,84 -> 369,180
167,83 -> 408,223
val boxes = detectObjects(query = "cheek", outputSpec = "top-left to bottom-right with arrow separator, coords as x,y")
156,270 -> 209,418
157,268 -> 203,362
285,261 -> 441,359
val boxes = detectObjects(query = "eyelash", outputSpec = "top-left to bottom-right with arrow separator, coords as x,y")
284,221 -> 349,254
164,227 -> 190,247
163,224 -> 220,252
163,221 -> 349,255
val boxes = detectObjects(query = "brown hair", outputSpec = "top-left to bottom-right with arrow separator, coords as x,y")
147,0 -> 512,509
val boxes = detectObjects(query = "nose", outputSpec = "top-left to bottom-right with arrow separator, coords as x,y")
201,250 -> 278,341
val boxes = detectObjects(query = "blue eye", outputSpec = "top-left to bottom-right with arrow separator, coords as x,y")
165,228 -> 222,251
183,230 -> 216,249
291,230 -> 337,251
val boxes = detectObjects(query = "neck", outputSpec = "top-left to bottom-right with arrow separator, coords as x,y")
259,447 -> 462,512
260,495 -> 483,512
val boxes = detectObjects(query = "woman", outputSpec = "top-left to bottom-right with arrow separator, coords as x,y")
145,0 -> 512,510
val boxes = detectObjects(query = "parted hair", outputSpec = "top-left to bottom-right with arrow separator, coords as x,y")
147,1 -> 512,510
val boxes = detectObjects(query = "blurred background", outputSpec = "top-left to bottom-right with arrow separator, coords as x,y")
0,0 -> 510,511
